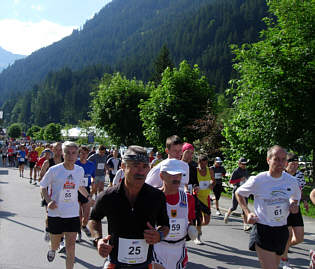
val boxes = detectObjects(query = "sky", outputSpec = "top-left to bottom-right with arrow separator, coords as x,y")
0,0 -> 112,55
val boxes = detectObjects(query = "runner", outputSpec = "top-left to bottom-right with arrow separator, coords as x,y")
150,152 -> 163,168
17,145 -> 26,178
39,143 -> 62,243
153,159 -> 196,269
210,157 -> 226,216
34,149 -> 53,186
40,141 -> 94,269
224,157 -> 251,231
28,144 -> 38,184
146,135 -> 189,191
75,146 -> 96,242
235,145 -> 300,269
280,153 -> 308,269
88,145 -> 170,269
193,155 -> 212,244
88,145 -> 108,195
181,143 -> 198,193
1,143 -> 8,167
106,149 -> 121,187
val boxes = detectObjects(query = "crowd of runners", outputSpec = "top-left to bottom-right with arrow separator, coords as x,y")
0,137 -> 314,269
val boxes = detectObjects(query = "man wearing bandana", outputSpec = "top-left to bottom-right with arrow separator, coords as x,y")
88,145 -> 170,269
153,159 -> 196,269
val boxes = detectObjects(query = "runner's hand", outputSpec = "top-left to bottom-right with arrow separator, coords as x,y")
98,235 -> 113,258
303,200 -> 309,212
144,222 -> 160,245
247,212 -> 258,224
47,200 -> 57,209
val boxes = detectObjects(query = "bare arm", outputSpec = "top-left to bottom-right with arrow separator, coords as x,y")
235,192 -> 258,224
40,186 -> 57,209
310,189 -> 315,205
39,160 -> 50,181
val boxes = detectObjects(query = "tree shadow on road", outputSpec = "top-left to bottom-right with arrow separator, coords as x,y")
187,240 -> 260,268
60,255 -> 102,268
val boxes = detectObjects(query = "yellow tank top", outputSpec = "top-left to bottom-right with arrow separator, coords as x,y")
197,167 -> 211,205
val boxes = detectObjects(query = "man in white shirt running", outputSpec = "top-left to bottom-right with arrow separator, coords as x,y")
40,141 -> 94,269
236,145 -> 300,269
145,135 -> 189,191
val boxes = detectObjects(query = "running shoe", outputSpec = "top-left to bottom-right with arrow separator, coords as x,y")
82,226 -> 91,237
280,259 -> 292,269
76,233 -> 82,243
224,213 -> 229,224
44,231 -> 50,242
216,210 -> 222,216
47,250 -> 55,262
243,224 -> 252,231
29,178 -> 32,184
58,241 -> 66,254
194,234 -> 204,245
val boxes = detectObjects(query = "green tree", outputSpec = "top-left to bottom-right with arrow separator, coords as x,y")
223,0 -> 315,174
43,123 -> 62,142
8,123 -> 22,139
140,60 -> 216,150
90,73 -> 152,146
26,125 -> 42,139
150,45 -> 174,85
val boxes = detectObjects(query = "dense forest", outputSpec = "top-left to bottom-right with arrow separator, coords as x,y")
0,0 -> 268,126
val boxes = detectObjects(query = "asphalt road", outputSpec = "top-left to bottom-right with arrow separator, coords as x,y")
0,165 -> 314,269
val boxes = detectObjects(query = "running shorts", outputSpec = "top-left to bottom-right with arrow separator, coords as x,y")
29,161 -> 36,169
249,223 -> 289,256
78,187 -> 90,204
103,260 -> 153,269
48,216 -> 80,234
153,243 -> 187,269
213,183 -> 223,201
18,161 -> 25,166
287,206 -> 304,227
95,175 -> 105,183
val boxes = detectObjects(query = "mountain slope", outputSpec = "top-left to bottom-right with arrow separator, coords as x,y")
0,47 -> 25,72
0,0 -> 268,107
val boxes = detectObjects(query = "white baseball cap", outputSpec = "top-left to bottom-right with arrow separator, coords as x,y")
160,159 -> 186,175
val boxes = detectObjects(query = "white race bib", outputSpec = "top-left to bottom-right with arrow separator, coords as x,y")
20,158 -> 25,162
60,188 -> 76,203
199,180 -> 210,190
266,203 -> 288,222
97,163 -> 105,169
215,173 -> 222,179
167,218 -> 186,240
81,176 -> 89,187
118,238 -> 148,264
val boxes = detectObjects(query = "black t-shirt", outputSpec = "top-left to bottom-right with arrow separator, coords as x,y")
188,161 -> 198,186
90,180 -> 169,266
230,167 -> 248,187
210,165 -> 226,184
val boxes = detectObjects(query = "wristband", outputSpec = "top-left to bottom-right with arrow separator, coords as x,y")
158,230 -> 164,242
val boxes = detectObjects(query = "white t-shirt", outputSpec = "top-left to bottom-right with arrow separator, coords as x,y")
145,159 -> 189,190
113,169 -> 124,185
40,163 -> 85,218
236,171 -> 301,227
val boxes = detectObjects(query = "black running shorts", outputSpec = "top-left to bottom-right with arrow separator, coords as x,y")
78,187 -> 90,204
29,161 -> 36,169
48,216 -> 80,234
249,223 -> 289,256
213,183 -> 223,201
287,207 -> 304,227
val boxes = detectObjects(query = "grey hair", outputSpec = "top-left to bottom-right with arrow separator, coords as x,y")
267,145 -> 287,159
62,141 -> 79,153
